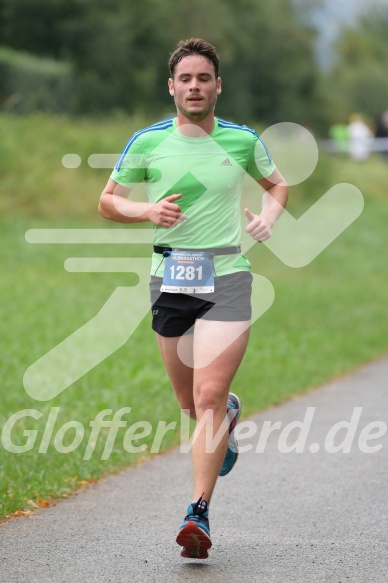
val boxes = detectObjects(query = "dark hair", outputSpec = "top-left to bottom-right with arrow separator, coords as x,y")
168,38 -> 219,78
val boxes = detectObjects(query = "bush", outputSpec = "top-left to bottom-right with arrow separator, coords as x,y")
0,47 -> 73,114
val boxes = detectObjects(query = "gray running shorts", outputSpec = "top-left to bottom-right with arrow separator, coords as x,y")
149,271 -> 252,337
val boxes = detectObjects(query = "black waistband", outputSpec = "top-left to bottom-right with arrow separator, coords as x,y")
153,245 -> 241,256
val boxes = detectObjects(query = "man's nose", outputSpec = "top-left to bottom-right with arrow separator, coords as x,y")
189,79 -> 200,90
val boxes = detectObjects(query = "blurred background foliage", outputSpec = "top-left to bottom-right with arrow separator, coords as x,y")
0,0 -> 387,133
324,10 -> 388,123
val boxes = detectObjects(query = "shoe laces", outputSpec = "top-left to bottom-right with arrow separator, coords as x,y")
185,494 -> 209,524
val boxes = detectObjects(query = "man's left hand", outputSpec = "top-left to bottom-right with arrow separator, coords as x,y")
244,208 -> 272,242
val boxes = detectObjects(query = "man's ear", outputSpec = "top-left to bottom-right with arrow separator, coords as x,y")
168,78 -> 174,96
216,77 -> 222,95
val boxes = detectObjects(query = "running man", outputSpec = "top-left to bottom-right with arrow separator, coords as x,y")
98,38 -> 288,559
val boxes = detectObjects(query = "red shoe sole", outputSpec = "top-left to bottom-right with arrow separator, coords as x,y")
180,547 -> 209,559
176,521 -> 212,559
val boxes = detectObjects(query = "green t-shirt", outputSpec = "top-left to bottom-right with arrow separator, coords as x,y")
110,117 -> 276,276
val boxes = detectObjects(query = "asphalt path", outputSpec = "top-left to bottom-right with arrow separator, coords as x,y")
1,357 -> 387,583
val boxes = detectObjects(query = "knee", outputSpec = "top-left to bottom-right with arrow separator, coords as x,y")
194,382 -> 227,417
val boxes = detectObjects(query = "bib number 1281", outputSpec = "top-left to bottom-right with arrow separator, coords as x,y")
169,265 -> 203,281
160,250 -> 214,293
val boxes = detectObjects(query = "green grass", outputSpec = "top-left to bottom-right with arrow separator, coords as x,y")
1,114 -> 387,519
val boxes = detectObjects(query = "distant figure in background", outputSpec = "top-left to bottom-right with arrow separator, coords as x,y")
328,121 -> 348,155
347,114 -> 373,162
374,110 -> 388,159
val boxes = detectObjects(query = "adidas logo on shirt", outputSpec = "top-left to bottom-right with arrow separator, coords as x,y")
221,158 -> 232,166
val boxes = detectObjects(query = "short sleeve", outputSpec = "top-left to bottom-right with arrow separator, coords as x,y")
246,133 -> 276,180
110,133 -> 147,188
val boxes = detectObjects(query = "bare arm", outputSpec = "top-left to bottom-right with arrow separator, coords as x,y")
98,179 -> 187,227
244,168 -> 288,242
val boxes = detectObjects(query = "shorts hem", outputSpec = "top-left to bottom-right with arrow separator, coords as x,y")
151,324 -> 194,337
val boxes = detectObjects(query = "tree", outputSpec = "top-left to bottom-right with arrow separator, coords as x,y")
0,0 -> 325,129
1,0 -> 81,59
325,7 -> 388,123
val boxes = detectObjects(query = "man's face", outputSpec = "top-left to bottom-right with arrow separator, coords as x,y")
168,55 -> 221,121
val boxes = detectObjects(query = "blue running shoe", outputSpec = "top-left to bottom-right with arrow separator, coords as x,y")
219,392 -> 242,477
176,496 -> 212,559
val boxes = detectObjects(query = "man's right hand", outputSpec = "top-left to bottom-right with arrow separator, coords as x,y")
146,193 -> 187,227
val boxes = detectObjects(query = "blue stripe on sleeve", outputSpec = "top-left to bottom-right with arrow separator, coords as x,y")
217,118 -> 273,164
115,119 -> 174,171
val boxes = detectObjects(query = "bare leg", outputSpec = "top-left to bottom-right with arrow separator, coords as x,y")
191,319 -> 250,503
156,332 -> 196,418
155,320 -> 249,504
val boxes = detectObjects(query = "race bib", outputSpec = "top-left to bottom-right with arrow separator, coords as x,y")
161,250 -> 214,294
